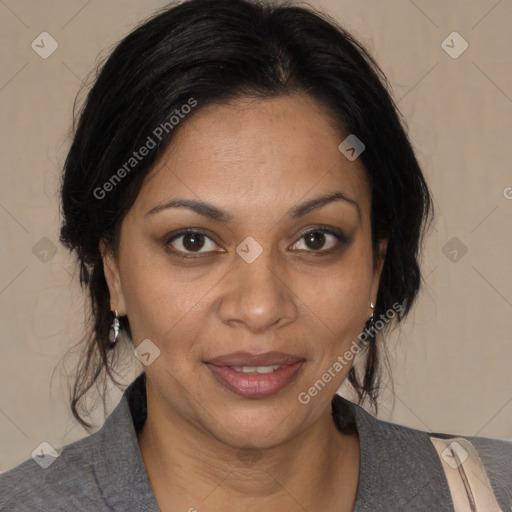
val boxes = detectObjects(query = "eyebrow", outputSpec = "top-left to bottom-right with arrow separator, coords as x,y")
145,191 -> 361,222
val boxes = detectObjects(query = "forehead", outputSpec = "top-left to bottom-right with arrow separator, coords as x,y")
133,93 -> 370,220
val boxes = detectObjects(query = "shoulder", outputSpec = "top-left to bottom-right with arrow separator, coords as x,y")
379,413 -> 512,479
451,433 -> 512,497
0,375 -> 157,512
333,395 -> 512,510
371,401 -> 512,475
0,430 -> 108,511
334,393 -> 512,462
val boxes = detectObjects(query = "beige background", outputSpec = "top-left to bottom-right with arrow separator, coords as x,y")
1,0 -> 511,472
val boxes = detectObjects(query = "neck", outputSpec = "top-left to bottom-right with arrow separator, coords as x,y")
137,383 -> 360,511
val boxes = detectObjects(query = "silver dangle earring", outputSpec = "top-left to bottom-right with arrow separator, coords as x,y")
108,309 -> 120,347
367,302 -> 375,328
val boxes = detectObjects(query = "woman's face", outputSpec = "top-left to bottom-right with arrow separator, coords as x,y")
103,92 -> 387,448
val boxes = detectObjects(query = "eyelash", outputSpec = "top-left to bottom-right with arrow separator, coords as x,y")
162,226 -> 351,259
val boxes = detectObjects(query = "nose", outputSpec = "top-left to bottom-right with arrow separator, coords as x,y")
218,249 -> 298,333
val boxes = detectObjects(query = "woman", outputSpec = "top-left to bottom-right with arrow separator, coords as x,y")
1,0 -> 510,510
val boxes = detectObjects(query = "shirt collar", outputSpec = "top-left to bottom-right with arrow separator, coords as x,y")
94,372 -> 451,511
333,394 -> 452,511
92,372 -> 159,511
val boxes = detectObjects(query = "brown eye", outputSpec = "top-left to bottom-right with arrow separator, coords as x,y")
291,228 -> 349,253
165,229 -> 221,255
304,231 -> 327,250
182,232 -> 205,251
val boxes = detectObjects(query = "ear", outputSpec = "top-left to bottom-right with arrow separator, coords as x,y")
370,238 -> 388,306
100,239 -> 127,315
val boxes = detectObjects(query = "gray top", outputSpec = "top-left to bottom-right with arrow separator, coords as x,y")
1,372 -> 511,511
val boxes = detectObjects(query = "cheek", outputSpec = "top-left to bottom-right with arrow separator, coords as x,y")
118,243 -> 221,346
301,248 -> 374,347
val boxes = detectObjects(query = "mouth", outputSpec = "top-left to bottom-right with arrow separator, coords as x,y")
204,351 -> 305,399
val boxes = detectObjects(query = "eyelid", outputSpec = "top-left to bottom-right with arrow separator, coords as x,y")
295,224 -> 350,242
162,225 -> 351,257
162,228 -> 222,256
291,225 -> 351,252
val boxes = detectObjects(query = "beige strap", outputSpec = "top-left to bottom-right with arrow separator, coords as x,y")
429,436 -> 503,512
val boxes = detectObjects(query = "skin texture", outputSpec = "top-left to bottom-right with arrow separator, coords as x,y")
102,92 -> 387,511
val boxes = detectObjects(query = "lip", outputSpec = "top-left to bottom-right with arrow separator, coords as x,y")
204,351 -> 304,367
204,351 -> 305,399
205,361 -> 304,398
